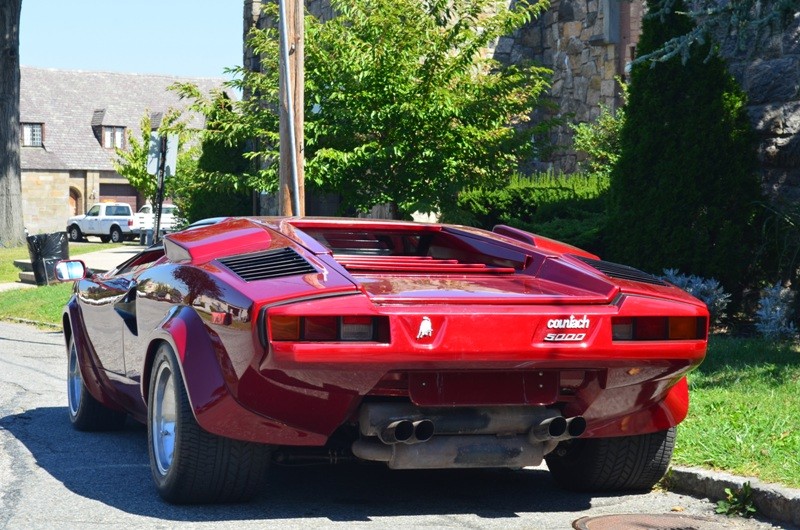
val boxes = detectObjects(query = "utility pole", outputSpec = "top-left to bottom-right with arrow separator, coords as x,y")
278,0 -> 305,216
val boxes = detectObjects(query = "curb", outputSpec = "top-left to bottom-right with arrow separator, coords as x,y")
668,466 -> 800,527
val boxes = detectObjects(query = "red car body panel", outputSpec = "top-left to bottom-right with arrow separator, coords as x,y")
62,217 -> 708,451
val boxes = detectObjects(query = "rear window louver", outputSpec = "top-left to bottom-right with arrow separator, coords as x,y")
572,255 -> 667,286
218,247 -> 316,282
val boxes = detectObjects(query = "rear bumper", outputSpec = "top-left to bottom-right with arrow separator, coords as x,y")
217,293 -> 707,445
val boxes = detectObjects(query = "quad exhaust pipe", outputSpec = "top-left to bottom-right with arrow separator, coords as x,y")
379,419 -> 435,445
357,404 -> 586,468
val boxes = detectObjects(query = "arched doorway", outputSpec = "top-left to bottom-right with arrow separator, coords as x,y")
69,187 -> 82,215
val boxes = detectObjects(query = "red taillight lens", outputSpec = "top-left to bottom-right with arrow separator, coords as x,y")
612,316 -> 707,341
634,317 -> 668,340
304,316 -> 338,341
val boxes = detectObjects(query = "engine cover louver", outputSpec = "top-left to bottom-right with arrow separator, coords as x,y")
218,247 -> 316,282
572,255 -> 667,286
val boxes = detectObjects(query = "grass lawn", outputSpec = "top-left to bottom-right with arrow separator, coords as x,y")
0,282 -> 73,327
674,336 -> 800,488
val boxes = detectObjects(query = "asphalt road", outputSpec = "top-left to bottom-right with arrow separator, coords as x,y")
0,321 -> 790,529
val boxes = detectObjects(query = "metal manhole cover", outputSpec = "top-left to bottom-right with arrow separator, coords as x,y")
574,514 -> 734,530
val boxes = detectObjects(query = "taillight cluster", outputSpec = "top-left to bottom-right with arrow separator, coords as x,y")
612,316 -> 707,341
270,315 -> 390,342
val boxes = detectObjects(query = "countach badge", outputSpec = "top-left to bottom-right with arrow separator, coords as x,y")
544,315 -> 590,342
417,316 -> 433,340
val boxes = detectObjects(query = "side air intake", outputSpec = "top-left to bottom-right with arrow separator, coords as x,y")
218,247 -> 316,282
571,255 -> 667,286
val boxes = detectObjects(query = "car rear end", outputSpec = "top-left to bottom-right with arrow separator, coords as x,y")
236,220 -> 708,471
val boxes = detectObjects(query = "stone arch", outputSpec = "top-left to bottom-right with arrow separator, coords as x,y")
69,187 -> 82,216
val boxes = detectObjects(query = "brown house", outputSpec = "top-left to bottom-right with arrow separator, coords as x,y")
19,67 -> 227,234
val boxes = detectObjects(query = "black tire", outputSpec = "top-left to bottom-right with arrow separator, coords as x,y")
545,427 -> 675,492
147,343 -> 270,504
109,227 -> 123,244
68,225 -> 83,242
67,336 -> 127,431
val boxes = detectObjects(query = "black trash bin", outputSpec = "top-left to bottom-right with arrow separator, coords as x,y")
26,232 -> 70,286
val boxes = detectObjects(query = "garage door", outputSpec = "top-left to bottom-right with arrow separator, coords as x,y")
100,183 -> 140,210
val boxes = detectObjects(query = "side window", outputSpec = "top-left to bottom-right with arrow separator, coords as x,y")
87,205 -> 100,217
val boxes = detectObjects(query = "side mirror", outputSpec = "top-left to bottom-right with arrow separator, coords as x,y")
55,260 -> 88,281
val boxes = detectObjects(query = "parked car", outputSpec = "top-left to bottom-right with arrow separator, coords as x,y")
133,204 -> 180,236
66,202 -> 138,243
56,217 -> 708,503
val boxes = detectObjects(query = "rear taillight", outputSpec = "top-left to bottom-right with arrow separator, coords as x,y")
612,316 -> 707,341
270,315 -> 390,342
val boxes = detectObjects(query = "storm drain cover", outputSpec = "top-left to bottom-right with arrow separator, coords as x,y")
574,514 -> 735,530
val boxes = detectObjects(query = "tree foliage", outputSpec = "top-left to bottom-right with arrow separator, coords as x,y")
571,91 -> 625,178
113,111 -> 190,207
638,0 -> 800,64
174,0 -> 552,217
607,0 -> 763,293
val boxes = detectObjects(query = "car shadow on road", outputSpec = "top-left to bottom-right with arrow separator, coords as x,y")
1,406 -> 616,523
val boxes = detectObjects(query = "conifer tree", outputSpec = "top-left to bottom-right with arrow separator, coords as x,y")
607,0 -> 762,292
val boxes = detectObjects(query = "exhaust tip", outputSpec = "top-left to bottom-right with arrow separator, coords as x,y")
380,420 -> 415,444
567,416 -> 586,437
529,416 -> 568,442
411,419 -> 435,443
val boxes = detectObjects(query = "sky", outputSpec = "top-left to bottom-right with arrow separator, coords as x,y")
20,1 -> 243,79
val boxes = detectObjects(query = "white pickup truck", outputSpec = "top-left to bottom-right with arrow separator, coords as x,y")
134,204 -> 179,236
67,203 -> 138,243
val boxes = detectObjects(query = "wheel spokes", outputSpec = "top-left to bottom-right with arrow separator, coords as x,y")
152,364 -> 177,475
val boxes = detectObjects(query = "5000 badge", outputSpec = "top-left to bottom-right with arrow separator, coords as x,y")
543,332 -> 586,342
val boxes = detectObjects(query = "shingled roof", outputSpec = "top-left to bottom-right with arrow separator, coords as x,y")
20,67 -> 229,171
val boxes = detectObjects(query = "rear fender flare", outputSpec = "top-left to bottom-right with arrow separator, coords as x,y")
140,306 -> 229,425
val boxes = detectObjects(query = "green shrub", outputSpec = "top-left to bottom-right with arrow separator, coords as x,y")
606,0 -> 763,293
445,172 -> 608,254
572,97 -> 625,178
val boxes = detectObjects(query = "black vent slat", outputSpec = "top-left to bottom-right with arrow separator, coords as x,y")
218,247 -> 316,282
572,255 -> 666,286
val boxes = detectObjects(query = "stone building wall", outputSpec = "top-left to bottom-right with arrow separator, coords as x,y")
21,170 -> 71,234
722,17 -> 800,203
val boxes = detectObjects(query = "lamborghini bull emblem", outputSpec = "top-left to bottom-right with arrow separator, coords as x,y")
416,316 -> 433,340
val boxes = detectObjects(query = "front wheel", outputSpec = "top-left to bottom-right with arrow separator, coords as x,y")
545,428 -> 675,492
147,343 -> 270,503
67,336 -> 126,431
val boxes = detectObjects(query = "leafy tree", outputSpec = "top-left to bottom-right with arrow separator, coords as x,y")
571,100 -> 625,178
114,111 -> 186,207
175,0 -> 552,218
607,0 -> 763,293
0,0 -> 24,247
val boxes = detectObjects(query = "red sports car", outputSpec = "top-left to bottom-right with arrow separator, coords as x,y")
58,217 -> 708,503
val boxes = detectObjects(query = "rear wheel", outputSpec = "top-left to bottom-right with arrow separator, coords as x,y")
545,428 -> 675,492
147,343 -> 270,504
67,336 -> 127,431
109,227 -> 123,243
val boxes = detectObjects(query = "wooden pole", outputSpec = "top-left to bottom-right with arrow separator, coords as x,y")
278,0 -> 305,216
